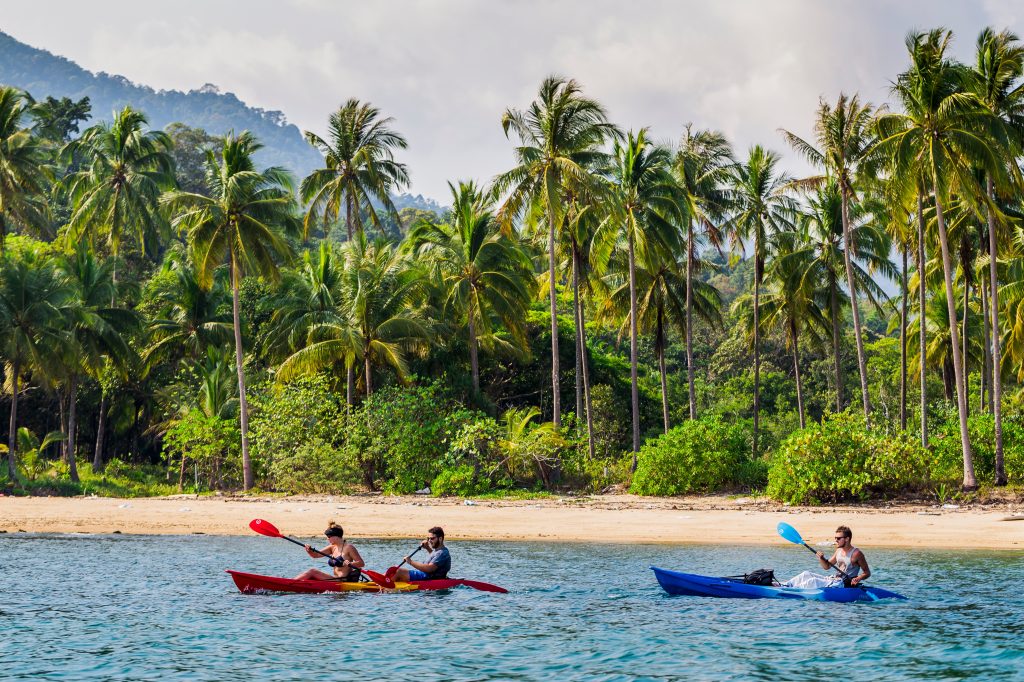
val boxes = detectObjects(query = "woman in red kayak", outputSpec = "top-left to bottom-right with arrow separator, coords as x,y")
294,521 -> 365,582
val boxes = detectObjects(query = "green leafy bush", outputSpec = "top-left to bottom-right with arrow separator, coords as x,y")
161,410 -> 241,490
249,376 -> 357,492
931,411 -> 1024,485
354,382 -> 481,494
432,465 -> 489,496
766,412 -> 931,503
630,417 -> 757,496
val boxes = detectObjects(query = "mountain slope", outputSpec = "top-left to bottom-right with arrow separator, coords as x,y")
0,30 -> 323,177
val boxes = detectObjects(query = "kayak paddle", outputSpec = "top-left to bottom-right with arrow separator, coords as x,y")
777,521 -> 856,583
249,518 -> 333,557
379,544 -> 425,588
248,518 -> 386,587
455,579 -> 509,594
379,544 -> 506,592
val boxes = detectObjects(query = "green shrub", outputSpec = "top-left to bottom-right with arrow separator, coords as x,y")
162,410 -> 241,490
766,412 -> 930,504
630,417 -> 756,496
249,376 -> 356,492
355,382 -> 481,494
931,410 -> 1024,485
432,465 -> 489,496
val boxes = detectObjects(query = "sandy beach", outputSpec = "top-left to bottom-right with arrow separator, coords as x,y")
1,494 -> 1022,549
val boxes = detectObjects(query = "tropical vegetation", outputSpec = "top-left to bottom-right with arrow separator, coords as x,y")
2,27 -> 1024,502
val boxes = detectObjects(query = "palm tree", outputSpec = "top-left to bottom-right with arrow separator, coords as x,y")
602,241 -> 721,433
64,107 -> 174,468
877,179 -> 918,430
144,246 -> 233,370
164,131 -> 297,491
493,76 -> 616,427
300,99 -> 409,240
968,27 -> 1024,486
755,236 -> 829,428
781,93 -> 878,422
64,106 -> 175,263
725,145 -> 795,457
673,125 -> 733,419
562,201 -> 613,457
0,255 -> 71,479
794,180 -> 893,412
407,180 -> 534,395
267,241 -> 361,404
277,235 -> 430,396
56,248 -> 137,481
877,29 -> 1012,490
0,86 -> 49,251
606,129 -> 681,464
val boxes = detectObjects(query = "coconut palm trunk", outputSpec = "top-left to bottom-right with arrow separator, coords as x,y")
345,194 -> 354,241
364,353 -> 373,397
685,221 -> 697,419
753,251 -> 762,459
900,246 -> 908,431
547,211 -> 561,427
93,265 -> 118,471
6,358 -> 19,479
230,254 -> 254,490
627,228 -> 641,466
575,252 -> 596,459
917,193 -> 928,448
829,280 -> 843,412
791,319 -> 805,429
980,278 -> 989,412
468,302 -> 480,396
840,191 -> 871,421
67,374 -> 79,482
93,399 -> 107,470
933,194 -> 976,490
346,365 -> 354,407
572,253 -> 583,420
987,176 -> 1006,485
657,308 -> 669,434
963,281 -> 970,412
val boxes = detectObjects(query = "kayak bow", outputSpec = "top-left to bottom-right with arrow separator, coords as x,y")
227,570 -> 507,594
651,567 -> 906,602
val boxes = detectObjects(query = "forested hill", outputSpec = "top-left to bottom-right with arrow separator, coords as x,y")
0,29 -> 323,176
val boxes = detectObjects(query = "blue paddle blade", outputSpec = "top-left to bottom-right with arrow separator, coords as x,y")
777,522 -> 804,545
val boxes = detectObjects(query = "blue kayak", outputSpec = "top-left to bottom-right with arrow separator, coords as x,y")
652,567 -> 907,602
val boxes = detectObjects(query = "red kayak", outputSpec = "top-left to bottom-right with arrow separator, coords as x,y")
227,570 -> 507,594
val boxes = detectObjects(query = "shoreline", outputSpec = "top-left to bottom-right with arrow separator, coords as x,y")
2,494 -> 1022,549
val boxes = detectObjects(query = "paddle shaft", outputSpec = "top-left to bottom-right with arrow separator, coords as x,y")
395,544 -> 424,570
799,541 -> 856,582
279,534 -> 334,559
282,535 -> 387,586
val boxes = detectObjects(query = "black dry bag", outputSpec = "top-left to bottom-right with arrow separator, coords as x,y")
742,569 -> 776,586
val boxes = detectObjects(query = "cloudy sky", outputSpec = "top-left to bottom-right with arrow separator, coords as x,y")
4,1 -> 1021,201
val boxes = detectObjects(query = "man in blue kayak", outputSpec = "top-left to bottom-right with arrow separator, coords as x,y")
393,526 -> 451,581
785,525 -> 871,589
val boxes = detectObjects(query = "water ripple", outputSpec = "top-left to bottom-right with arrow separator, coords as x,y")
1,536 -> 1022,680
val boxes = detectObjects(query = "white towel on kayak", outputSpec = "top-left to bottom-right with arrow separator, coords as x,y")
784,571 -> 843,589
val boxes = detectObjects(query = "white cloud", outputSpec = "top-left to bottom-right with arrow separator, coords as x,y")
2,0 -> 1016,200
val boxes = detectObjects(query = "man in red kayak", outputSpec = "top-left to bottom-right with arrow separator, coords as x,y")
392,526 -> 451,582
294,521 -> 365,582
785,525 -> 870,588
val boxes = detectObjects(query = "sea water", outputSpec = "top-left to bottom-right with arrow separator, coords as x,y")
1,535 -> 1022,680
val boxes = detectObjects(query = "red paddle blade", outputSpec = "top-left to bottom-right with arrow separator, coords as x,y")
458,579 -> 508,594
385,566 -> 399,580
362,569 -> 395,588
249,518 -> 282,538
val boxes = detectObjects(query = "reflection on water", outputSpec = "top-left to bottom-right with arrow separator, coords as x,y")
1,534 -> 1022,680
